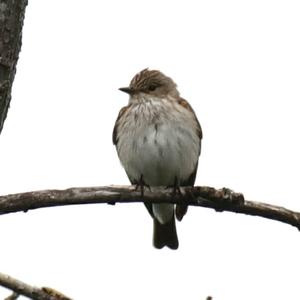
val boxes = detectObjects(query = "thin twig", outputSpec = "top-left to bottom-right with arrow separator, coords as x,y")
4,292 -> 19,300
0,185 -> 300,230
0,272 -> 71,300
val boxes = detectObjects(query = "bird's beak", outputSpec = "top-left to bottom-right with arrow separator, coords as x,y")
119,87 -> 134,95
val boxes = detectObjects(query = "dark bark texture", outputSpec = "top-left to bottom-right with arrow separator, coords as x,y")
0,0 -> 28,134
0,185 -> 300,231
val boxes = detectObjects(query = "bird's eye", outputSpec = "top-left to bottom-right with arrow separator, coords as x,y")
148,85 -> 157,91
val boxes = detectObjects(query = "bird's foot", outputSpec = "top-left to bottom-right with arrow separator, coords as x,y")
166,176 -> 182,197
134,174 -> 151,197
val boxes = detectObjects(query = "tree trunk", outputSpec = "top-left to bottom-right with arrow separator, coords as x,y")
0,0 -> 28,134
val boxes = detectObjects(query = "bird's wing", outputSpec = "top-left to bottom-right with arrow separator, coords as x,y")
177,98 -> 203,142
112,105 -> 129,145
176,98 -> 202,220
177,97 -> 202,185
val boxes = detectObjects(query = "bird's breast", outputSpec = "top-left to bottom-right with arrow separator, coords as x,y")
116,100 -> 200,186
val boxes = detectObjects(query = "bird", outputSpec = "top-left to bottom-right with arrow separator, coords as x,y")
113,68 -> 202,249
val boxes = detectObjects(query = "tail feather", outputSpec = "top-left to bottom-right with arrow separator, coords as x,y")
175,204 -> 188,221
153,215 -> 178,250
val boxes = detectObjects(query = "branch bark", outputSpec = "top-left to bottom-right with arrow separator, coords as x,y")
0,185 -> 300,231
0,272 -> 72,300
0,0 -> 28,134
4,292 -> 19,300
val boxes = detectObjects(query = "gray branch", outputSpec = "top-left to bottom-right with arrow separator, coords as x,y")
0,0 -> 28,134
0,272 -> 72,300
4,292 -> 19,300
0,185 -> 300,230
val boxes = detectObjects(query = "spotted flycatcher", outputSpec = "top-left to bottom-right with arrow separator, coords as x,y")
113,69 -> 202,249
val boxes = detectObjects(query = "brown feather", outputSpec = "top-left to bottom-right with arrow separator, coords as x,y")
178,98 -> 203,141
112,105 -> 130,145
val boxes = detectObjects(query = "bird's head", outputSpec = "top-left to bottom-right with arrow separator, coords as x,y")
119,68 -> 179,101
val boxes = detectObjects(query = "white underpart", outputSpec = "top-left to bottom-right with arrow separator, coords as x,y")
117,95 -> 200,224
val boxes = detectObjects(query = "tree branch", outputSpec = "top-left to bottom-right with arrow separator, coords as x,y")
4,292 -> 19,300
0,0 -> 28,134
0,272 -> 72,300
0,185 -> 300,230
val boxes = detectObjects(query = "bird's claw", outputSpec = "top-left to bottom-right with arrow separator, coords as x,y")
165,176 -> 182,197
134,174 -> 151,197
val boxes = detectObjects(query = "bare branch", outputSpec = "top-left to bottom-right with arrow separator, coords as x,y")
0,185 -> 300,230
0,272 -> 71,300
4,292 -> 19,300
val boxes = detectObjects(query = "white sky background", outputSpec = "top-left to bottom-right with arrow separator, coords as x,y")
0,0 -> 300,299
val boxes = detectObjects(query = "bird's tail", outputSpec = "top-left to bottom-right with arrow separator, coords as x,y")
153,213 -> 178,250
